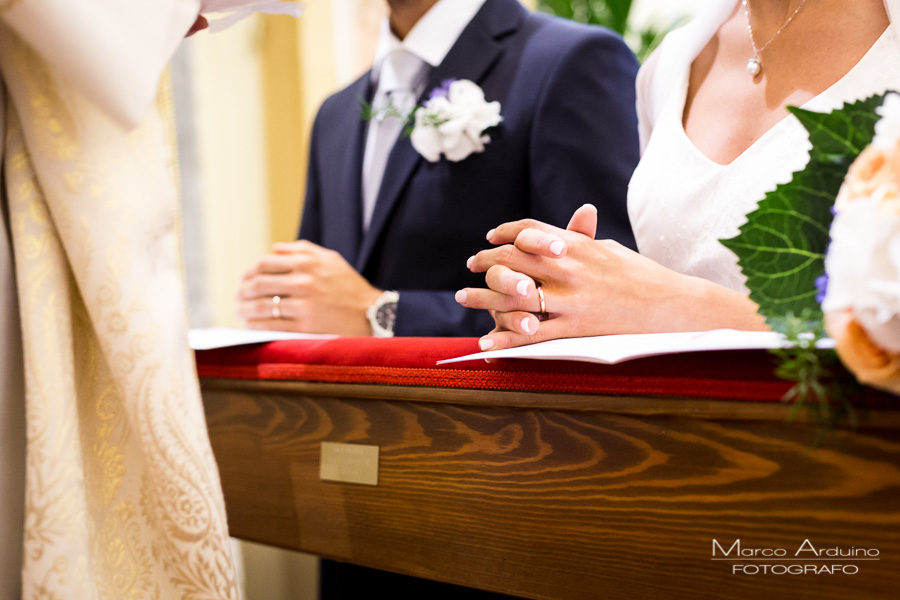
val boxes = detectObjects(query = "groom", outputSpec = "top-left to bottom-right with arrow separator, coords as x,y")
238,0 -> 640,339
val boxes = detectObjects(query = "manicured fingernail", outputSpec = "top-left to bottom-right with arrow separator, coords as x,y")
486,228 -> 496,241
479,338 -> 495,351
516,279 -> 530,296
549,240 -> 565,256
520,317 -> 533,334
455,290 -> 467,304
467,255 -> 475,269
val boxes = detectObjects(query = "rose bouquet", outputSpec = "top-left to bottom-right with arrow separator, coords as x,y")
721,91 -> 899,429
822,94 -> 900,393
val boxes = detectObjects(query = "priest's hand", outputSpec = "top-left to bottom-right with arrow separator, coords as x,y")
186,15 -> 209,37
237,240 -> 383,336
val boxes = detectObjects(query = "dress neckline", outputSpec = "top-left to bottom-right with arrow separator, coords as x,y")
676,20 -> 895,169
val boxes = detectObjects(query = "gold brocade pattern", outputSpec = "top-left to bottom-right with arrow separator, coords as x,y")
0,23 -> 238,600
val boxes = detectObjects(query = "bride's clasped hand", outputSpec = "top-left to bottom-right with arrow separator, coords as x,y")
456,204 -> 766,351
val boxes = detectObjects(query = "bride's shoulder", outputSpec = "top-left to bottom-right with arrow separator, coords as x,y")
638,0 -> 737,89
636,0 -> 740,146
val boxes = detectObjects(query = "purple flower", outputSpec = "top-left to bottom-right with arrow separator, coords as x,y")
429,79 -> 457,100
815,274 -> 829,303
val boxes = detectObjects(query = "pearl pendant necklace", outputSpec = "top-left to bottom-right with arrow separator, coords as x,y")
747,54 -> 761,76
742,0 -> 811,78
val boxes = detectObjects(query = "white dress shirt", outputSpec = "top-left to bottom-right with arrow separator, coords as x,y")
361,0 -> 487,230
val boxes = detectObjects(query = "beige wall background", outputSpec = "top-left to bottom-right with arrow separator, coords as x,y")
174,1 -> 703,598
181,0 -> 386,332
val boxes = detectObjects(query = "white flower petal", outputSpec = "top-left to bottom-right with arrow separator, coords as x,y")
442,135 -> 480,162
873,93 -> 900,150
410,109 -> 443,163
824,199 -> 900,351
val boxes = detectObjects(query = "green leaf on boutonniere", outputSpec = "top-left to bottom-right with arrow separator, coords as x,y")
720,93 -> 887,333
358,95 -> 414,128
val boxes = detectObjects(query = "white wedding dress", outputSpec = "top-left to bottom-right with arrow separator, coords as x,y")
628,0 -> 900,293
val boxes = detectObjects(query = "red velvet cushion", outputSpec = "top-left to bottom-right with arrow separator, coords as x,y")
195,337 -> 794,402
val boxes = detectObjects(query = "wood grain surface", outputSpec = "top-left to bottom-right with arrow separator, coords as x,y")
202,379 -> 900,600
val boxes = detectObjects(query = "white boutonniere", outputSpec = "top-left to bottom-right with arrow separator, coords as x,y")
360,79 -> 502,163
410,79 -> 503,163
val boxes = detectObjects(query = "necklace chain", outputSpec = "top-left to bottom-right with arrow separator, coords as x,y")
742,0 -> 811,77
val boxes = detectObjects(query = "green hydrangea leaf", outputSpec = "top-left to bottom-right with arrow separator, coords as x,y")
720,93 -> 887,333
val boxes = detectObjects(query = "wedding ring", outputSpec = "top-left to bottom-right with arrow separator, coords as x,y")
536,284 -> 547,314
271,295 -> 282,319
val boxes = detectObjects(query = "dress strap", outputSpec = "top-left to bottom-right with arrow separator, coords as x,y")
885,0 -> 899,25
638,0 -> 739,145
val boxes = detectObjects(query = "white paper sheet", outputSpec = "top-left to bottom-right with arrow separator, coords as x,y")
201,0 -> 303,32
437,329 -> 836,366
189,327 -> 337,350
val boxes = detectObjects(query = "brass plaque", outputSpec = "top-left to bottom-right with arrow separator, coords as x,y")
319,442 -> 379,486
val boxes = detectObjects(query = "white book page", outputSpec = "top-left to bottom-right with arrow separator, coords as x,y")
200,0 -> 303,32
189,327 -> 337,350
438,329 -> 835,366
201,0 -> 288,11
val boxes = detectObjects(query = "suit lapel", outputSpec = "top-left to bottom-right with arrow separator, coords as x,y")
354,0 -> 524,273
330,75 -> 371,263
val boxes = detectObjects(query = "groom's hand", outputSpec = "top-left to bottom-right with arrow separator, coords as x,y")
237,240 -> 382,336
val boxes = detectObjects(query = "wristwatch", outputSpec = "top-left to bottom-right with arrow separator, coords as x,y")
366,290 -> 400,337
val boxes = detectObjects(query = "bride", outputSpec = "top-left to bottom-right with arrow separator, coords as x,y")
457,0 -> 900,350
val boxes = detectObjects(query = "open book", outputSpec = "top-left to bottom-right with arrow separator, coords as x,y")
189,327 -> 336,350
438,329 -> 835,366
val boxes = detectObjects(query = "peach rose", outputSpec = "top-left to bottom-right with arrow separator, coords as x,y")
826,309 -> 900,394
835,93 -> 900,209
835,145 -> 900,210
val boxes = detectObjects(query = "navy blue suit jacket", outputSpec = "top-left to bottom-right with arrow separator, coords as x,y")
299,0 -> 640,337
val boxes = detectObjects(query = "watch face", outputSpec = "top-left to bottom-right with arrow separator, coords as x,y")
376,302 -> 397,329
